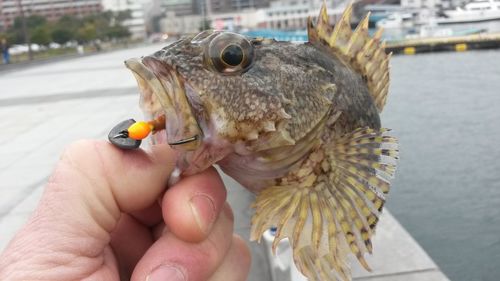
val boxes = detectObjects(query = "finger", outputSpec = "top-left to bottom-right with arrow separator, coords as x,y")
41,140 -> 176,234
152,223 -> 167,241
130,201 -> 163,227
208,235 -> 251,281
110,214 -> 153,280
162,167 -> 227,242
64,140 -> 176,213
131,204 -> 235,281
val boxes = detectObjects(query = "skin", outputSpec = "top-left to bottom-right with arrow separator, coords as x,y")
0,140 -> 251,281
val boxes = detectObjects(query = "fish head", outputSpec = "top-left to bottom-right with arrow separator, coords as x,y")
125,31 -> 299,175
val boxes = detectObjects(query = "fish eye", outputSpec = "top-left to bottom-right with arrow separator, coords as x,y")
221,44 -> 244,67
206,33 -> 254,75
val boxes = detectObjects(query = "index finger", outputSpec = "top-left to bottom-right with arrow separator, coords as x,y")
46,140 -> 178,232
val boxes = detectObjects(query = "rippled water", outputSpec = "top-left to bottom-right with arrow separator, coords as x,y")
383,50 -> 500,281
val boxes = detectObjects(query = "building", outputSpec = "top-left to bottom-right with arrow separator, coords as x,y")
102,0 -> 148,39
161,0 -> 196,16
208,0 -> 272,13
401,0 -> 444,9
159,0 -> 272,17
262,0 -> 344,30
159,0 -> 346,34
160,11 -> 201,34
0,0 -> 102,31
160,8 -> 266,35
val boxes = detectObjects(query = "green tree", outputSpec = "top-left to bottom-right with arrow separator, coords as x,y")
51,15 -> 80,44
76,23 -> 97,43
9,15 -> 49,44
31,26 -> 51,45
27,15 -> 47,29
51,28 -> 73,44
116,10 -> 132,22
56,15 -> 81,31
106,26 -> 130,39
7,11 -> 132,47
12,15 -> 47,30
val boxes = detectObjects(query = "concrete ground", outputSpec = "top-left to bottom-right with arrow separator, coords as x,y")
0,44 -> 450,281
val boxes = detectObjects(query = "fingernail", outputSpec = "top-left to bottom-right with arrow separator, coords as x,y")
147,265 -> 186,281
189,193 -> 216,234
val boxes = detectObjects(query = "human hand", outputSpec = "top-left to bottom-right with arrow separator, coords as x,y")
0,140 -> 250,281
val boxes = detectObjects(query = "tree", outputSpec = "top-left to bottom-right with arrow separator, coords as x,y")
106,26 -> 130,39
76,23 -> 97,43
116,10 -> 132,22
51,29 -> 73,44
12,15 -> 46,30
56,15 -> 81,31
9,15 -> 48,44
7,11 -> 132,47
31,26 -> 51,45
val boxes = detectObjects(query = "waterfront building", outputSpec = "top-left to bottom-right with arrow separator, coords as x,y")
159,0 -> 272,17
0,0 -> 102,31
262,0 -> 343,30
159,0 -> 346,34
160,11 -> 202,34
209,0 -> 271,13
160,8 -> 265,35
160,0 -> 196,16
401,0 -> 444,9
159,0 -> 271,35
102,0 -> 148,39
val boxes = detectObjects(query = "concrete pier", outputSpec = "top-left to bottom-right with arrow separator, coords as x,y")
0,44 -> 450,281
387,32 -> 500,55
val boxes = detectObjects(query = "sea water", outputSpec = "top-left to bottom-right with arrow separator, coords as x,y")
384,50 -> 500,281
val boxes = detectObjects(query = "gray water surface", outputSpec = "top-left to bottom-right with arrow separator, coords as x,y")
383,50 -> 500,281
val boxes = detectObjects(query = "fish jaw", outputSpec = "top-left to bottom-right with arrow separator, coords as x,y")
125,57 -> 234,177
125,57 -> 202,151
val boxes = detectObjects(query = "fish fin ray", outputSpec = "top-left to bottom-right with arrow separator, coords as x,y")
308,2 -> 391,112
250,127 -> 398,280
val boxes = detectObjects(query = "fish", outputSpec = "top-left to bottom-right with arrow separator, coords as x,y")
122,2 -> 398,280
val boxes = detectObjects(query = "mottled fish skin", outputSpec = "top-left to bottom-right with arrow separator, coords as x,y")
150,34 -> 380,140
126,3 -> 398,281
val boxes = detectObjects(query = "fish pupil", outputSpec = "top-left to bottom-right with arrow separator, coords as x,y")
221,44 -> 243,67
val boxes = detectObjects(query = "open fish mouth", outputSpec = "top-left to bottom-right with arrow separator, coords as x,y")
124,57 -> 202,151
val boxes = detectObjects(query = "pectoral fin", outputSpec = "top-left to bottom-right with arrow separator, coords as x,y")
250,127 -> 398,280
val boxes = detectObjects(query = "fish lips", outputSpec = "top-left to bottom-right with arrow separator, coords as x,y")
125,57 -> 202,151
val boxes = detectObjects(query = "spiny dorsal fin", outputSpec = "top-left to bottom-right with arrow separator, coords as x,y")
308,2 -> 391,112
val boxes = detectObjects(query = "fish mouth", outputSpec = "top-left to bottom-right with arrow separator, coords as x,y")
124,57 -> 202,151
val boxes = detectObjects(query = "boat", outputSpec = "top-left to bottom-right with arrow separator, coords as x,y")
376,12 -> 418,29
437,0 -> 500,24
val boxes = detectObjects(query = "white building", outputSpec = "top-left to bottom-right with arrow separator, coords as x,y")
160,8 -> 265,35
160,11 -> 203,35
102,0 -> 149,39
159,0 -> 346,35
262,0 -> 345,30
401,0 -> 444,9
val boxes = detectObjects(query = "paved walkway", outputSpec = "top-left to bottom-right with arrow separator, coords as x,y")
0,45 -> 450,281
